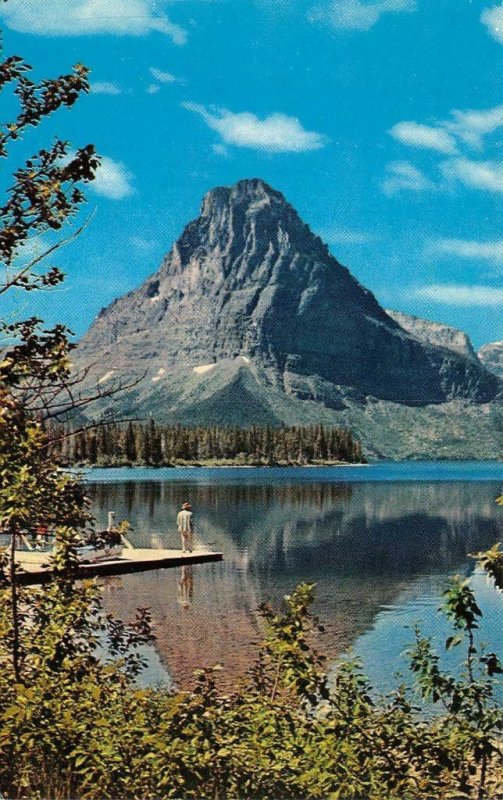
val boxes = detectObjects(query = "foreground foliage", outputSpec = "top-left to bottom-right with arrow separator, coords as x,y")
473,536 -> 503,593
0,566 -> 503,799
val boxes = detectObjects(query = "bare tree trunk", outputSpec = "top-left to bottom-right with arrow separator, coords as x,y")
478,752 -> 488,800
9,527 -> 21,682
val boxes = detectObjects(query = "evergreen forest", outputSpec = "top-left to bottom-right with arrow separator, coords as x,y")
48,421 -> 366,467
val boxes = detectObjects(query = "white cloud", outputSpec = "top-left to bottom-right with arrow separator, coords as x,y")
0,0 -> 187,44
481,4 -> 503,44
309,0 -> 415,32
389,104 -> 503,165
445,105 -> 503,149
441,158 -> 503,193
414,284 -> 503,306
382,161 -> 434,195
430,238 -> 503,264
147,84 -> 161,94
182,103 -> 328,152
150,67 -> 177,83
91,156 -> 134,199
389,121 -> 457,154
90,81 -> 122,95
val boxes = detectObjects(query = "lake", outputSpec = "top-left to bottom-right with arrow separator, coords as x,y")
84,462 -> 503,696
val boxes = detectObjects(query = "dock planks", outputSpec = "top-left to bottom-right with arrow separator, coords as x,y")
14,548 -> 223,585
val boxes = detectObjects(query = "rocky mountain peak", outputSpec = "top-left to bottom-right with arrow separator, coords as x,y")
76,178 -> 500,431
201,178 -> 285,217
170,177 -> 329,276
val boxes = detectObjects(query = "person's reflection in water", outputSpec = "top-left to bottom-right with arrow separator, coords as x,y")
177,565 -> 194,609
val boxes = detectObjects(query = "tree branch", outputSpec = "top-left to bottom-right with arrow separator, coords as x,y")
0,214 -> 94,295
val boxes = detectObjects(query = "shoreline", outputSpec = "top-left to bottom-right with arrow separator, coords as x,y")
70,461 -> 503,485
67,460 -> 370,471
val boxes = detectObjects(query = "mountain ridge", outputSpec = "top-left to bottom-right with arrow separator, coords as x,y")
74,178 -> 502,459
478,341 -> 503,379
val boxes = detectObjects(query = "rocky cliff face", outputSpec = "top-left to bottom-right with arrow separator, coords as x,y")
75,179 -> 502,459
386,310 -> 479,362
478,341 -> 503,379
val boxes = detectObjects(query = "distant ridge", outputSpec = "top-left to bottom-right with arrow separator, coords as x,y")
479,341 -> 503,379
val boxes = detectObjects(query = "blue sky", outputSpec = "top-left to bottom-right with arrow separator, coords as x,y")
1,0 -> 502,349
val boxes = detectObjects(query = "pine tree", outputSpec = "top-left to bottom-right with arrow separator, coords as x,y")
141,424 -> 151,465
149,419 -> 162,466
124,422 -> 137,462
315,425 -> 328,461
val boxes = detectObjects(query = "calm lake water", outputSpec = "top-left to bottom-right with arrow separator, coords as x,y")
84,462 -> 503,696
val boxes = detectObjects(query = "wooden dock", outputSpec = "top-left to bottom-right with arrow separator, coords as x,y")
14,548 -> 223,585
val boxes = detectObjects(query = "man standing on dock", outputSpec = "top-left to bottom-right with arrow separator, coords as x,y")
177,502 -> 194,553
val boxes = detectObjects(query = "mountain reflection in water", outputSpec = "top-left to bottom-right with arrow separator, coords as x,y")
88,475 -> 503,690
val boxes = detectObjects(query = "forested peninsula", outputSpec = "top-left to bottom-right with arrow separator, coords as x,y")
49,422 -> 366,467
